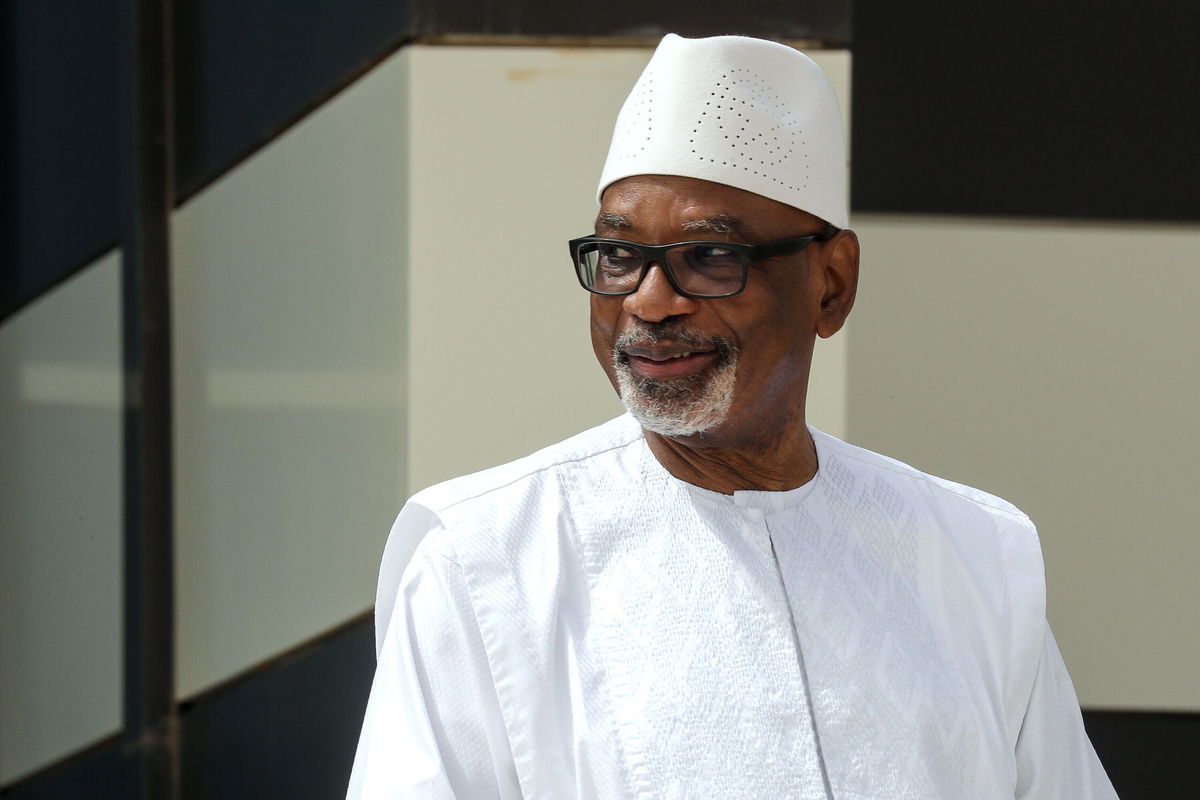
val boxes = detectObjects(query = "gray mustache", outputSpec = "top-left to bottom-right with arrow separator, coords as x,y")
614,323 -> 737,357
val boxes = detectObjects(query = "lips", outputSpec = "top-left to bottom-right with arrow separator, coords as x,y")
623,345 -> 719,380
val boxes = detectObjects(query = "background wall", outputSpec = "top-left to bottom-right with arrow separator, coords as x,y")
848,216 -> 1200,711
848,0 -> 1199,718
0,252 -> 123,783
171,47 -> 409,700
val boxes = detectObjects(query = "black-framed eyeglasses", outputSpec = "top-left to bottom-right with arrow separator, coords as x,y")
568,230 -> 835,298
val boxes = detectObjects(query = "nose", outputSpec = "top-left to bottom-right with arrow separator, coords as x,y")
622,262 -> 699,323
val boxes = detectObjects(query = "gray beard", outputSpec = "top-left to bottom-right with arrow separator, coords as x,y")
611,326 -> 739,438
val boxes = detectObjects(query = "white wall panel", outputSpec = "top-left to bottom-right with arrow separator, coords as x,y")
848,215 -> 1200,710
172,55 -> 409,696
0,251 -> 123,782
404,45 -> 852,493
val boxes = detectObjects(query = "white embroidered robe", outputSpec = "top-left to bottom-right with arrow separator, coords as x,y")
348,415 -> 1117,799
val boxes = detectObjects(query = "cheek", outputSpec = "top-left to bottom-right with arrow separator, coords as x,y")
589,299 -> 620,375
719,300 -> 813,379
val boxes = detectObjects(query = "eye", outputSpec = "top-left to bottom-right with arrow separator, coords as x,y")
600,244 -> 639,260
684,244 -> 745,277
694,245 -> 740,262
597,244 -> 642,275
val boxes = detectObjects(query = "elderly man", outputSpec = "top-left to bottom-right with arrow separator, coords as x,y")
348,34 -> 1117,799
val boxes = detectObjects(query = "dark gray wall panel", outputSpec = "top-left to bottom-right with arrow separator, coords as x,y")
1,5 -> 14,311
1,618 -> 373,797
852,0 -> 1200,221
177,618 -> 375,799
1085,711 -> 1200,799
412,0 -> 848,42
2,1 -> 122,320
172,0 -> 850,200
173,0 -> 414,199
0,737 -> 132,800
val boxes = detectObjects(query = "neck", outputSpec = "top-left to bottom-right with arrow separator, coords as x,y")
643,420 -> 818,494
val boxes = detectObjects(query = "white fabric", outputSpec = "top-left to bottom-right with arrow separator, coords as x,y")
597,34 -> 849,229
349,415 -> 1117,799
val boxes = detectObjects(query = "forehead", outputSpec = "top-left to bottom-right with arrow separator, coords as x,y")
597,175 -> 819,239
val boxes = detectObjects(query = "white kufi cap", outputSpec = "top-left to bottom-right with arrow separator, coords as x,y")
598,34 -> 848,229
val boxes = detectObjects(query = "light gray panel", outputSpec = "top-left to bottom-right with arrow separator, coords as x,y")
172,52 -> 409,697
848,215 -> 1200,710
0,251 -> 123,782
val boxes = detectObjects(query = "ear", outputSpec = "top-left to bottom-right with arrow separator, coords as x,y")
815,228 -> 859,339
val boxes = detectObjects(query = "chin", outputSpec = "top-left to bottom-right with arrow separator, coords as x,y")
617,365 -> 736,439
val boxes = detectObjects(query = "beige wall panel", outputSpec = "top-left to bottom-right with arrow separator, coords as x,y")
172,56 -> 409,696
848,215 -> 1200,710
808,50 -> 851,440
405,46 -> 851,492
0,252 -> 123,782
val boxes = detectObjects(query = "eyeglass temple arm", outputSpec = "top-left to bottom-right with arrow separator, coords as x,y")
749,225 -> 840,259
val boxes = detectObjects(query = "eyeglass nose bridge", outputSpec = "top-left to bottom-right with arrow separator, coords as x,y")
632,247 -> 691,298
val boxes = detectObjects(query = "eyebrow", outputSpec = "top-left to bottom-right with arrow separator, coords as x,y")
594,211 -> 631,231
680,214 -> 743,237
594,211 -> 746,238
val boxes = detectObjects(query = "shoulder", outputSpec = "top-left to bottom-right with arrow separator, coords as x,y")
811,426 -> 1045,607
386,414 -> 642,583
408,413 -> 644,518
375,414 -> 643,650
812,426 -> 1032,525
812,429 -> 1049,713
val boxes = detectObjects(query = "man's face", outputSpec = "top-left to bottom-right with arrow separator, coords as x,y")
590,175 -> 840,449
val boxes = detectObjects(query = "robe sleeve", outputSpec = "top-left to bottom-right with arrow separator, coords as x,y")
347,521 -> 519,799
1014,622 -> 1119,799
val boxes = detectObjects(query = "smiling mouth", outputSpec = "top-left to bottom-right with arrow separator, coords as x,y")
621,346 -> 720,380
638,350 -> 700,360
613,323 -> 736,381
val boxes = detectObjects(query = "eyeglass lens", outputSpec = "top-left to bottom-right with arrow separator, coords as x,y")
576,242 -> 746,297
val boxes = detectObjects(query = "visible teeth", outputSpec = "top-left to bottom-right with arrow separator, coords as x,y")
669,352 -> 692,359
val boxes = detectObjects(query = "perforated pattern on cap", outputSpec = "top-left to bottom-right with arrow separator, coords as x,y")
690,68 -> 808,191
622,74 -> 654,153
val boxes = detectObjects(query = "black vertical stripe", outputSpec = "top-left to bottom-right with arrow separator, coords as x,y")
119,0 -> 178,797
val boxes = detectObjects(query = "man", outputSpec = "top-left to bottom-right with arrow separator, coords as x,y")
349,34 -> 1117,798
